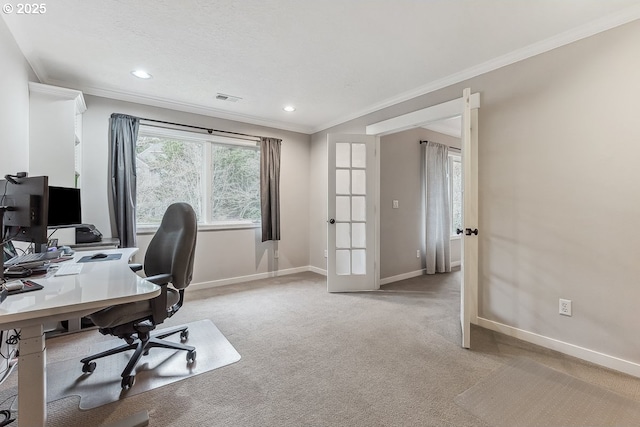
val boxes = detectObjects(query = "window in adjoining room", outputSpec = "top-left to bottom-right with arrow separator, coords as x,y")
449,153 -> 462,237
135,126 -> 260,229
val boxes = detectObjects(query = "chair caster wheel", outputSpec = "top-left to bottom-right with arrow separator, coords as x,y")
187,350 -> 196,363
180,329 -> 189,341
121,375 -> 135,389
82,361 -> 96,373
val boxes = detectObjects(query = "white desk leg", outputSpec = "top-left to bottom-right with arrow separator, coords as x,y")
18,324 -> 46,427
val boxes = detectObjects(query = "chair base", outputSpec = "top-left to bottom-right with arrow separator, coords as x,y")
80,325 -> 196,388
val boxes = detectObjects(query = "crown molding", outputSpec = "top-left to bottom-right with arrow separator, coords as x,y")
28,81 -> 87,113
44,79 -> 315,135
312,5 -> 640,134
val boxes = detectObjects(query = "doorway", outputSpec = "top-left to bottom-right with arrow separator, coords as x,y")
326,90 -> 479,348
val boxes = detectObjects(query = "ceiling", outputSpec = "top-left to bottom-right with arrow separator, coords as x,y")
3,1 -> 640,134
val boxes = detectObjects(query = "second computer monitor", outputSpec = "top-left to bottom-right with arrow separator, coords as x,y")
48,186 -> 82,227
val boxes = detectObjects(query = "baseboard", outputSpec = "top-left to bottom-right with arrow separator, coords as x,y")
308,266 -> 327,276
380,269 -> 425,285
477,317 -> 640,378
380,262 -> 461,285
189,266 -> 311,290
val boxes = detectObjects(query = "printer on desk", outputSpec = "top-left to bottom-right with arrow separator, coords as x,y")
75,224 -> 102,243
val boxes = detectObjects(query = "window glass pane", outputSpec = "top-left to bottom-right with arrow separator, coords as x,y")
136,132 -> 261,227
211,145 -> 260,222
352,250 -> 366,275
336,223 -> 351,249
352,170 -> 366,195
136,135 -> 203,224
336,143 -> 350,168
336,169 -> 350,195
352,143 -> 366,168
352,223 -> 366,248
352,196 -> 366,221
336,250 -> 351,275
451,158 -> 462,235
336,196 -> 350,221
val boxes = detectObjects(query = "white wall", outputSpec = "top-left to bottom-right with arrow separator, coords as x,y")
310,20 -> 640,373
28,90 -> 78,187
0,18 -> 35,175
82,95 -> 311,286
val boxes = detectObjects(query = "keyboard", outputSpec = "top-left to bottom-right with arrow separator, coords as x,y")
53,263 -> 83,276
4,250 -> 60,267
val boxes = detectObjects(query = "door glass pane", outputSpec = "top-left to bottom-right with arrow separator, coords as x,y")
352,143 -> 366,168
336,143 -> 351,168
336,170 -> 350,195
336,196 -> 350,221
336,250 -> 351,275
352,170 -> 366,195
352,250 -> 366,275
352,223 -> 366,248
352,196 -> 366,221
336,223 -> 350,248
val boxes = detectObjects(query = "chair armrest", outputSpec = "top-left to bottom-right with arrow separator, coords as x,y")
128,263 -> 143,272
144,273 -> 173,285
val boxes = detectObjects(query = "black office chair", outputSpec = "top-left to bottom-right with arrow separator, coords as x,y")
80,202 -> 198,389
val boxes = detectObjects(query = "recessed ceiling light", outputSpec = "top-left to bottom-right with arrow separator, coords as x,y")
283,105 -> 296,112
131,70 -> 152,79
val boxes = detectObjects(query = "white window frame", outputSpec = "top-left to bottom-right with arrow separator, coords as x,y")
135,125 -> 261,233
449,152 -> 462,240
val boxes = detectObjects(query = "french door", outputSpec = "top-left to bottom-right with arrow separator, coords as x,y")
327,134 -> 378,292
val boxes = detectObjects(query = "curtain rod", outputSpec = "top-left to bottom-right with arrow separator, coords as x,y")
419,140 -> 461,151
138,117 -> 266,142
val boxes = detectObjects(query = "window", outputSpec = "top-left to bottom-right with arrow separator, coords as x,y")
449,153 -> 462,237
135,126 -> 260,229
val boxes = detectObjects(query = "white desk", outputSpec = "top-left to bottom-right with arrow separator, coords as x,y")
0,248 -> 160,427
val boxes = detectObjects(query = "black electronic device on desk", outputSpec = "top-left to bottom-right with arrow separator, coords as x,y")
1,173 -> 50,283
75,224 -> 102,243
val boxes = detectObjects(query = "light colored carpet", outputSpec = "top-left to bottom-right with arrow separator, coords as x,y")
455,357 -> 640,427
1,271 -> 639,426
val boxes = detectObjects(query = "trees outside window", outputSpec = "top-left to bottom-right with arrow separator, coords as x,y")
136,128 -> 260,227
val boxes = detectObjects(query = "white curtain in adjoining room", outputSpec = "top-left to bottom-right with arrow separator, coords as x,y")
423,141 -> 451,274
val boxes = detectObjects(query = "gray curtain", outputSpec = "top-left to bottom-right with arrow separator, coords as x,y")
110,113 -> 139,248
260,137 -> 282,242
423,141 -> 451,274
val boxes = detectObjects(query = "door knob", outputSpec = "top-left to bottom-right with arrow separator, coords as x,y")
465,228 -> 478,236
329,219 -> 335,224
456,228 -> 463,235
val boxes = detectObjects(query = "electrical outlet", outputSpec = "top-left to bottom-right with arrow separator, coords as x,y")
416,250 -> 420,258
559,299 -> 572,316
392,200 -> 399,209
324,250 -> 328,258
274,249 -> 279,259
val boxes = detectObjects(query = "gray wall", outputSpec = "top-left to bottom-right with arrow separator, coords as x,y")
380,128 -> 461,279
0,18 -> 36,174
81,95 -> 312,286
310,20 -> 640,366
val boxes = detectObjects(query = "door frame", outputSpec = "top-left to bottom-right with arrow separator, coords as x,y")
364,91 -> 480,334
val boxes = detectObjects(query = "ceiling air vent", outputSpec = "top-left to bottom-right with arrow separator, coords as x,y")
215,93 -> 242,102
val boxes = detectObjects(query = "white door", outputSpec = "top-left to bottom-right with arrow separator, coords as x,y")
327,134 -> 378,292
460,88 -> 478,349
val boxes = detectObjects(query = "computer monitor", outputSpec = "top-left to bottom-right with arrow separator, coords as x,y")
48,186 -> 81,227
0,175 -> 49,253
